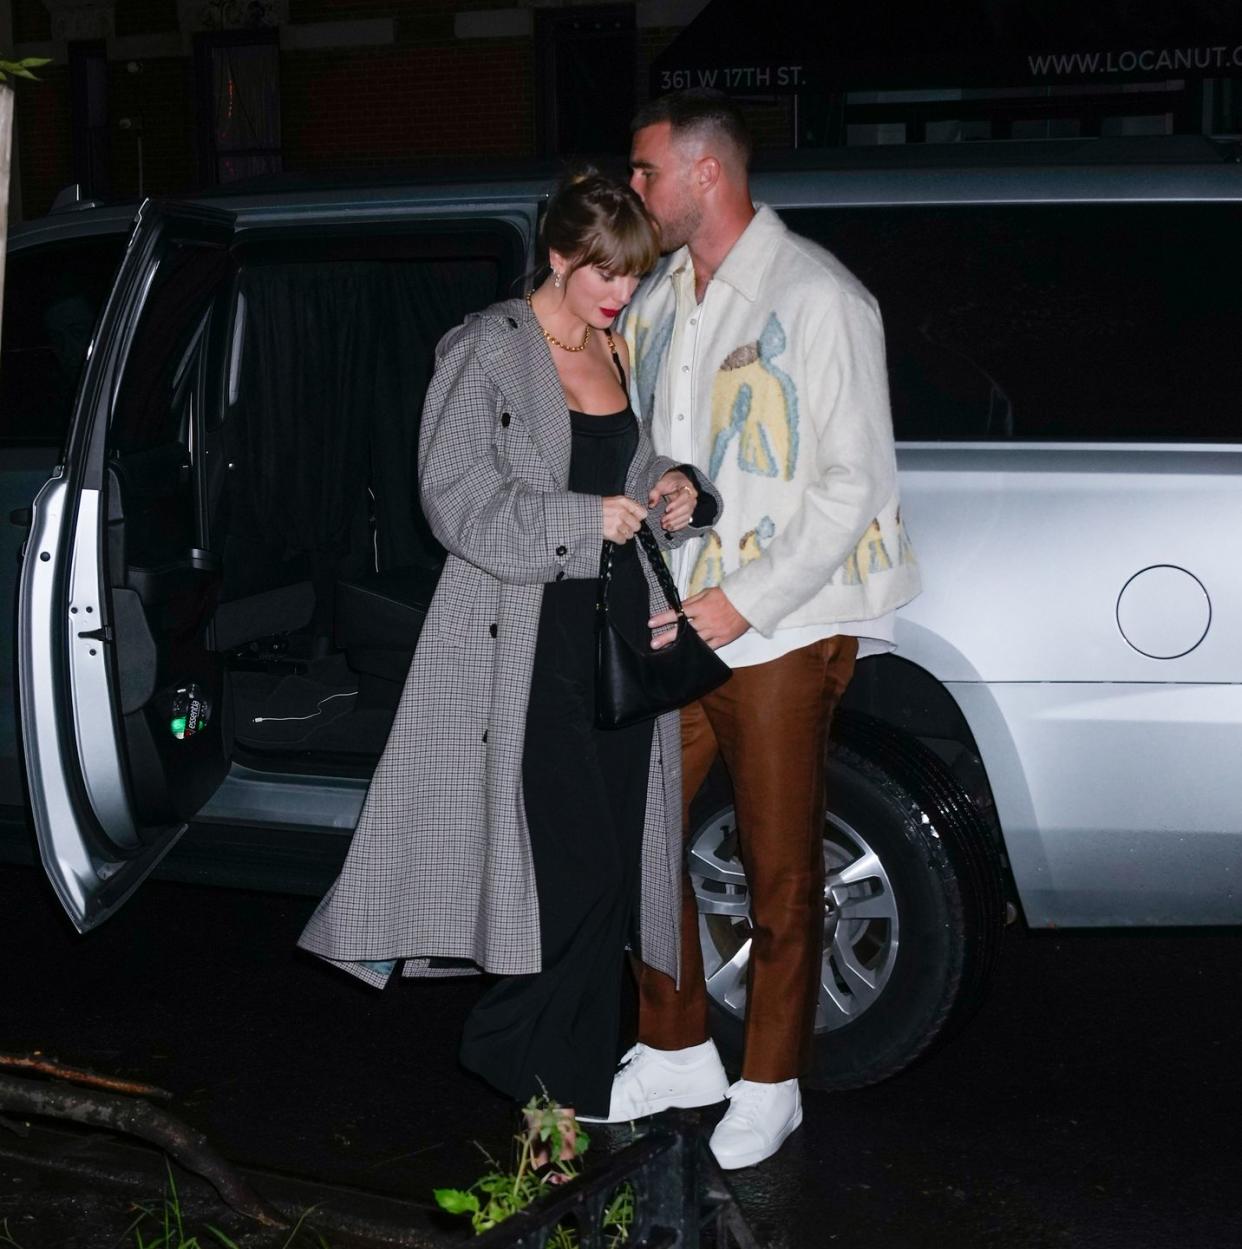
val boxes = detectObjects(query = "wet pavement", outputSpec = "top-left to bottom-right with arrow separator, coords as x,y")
2,860 -> 1241,1248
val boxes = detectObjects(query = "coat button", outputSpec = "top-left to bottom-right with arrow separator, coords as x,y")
482,730 -> 488,743
489,623 -> 497,638
556,545 -> 567,557
500,412 -> 511,427
555,571 -> 566,581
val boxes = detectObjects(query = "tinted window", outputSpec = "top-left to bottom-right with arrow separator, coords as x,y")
0,234 -> 126,447
782,204 -> 1242,442
111,240 -> 232,454
217,226 -> 517,595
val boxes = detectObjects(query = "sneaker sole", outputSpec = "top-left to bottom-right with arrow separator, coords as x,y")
710,1106 -> 804,1170
578,1085 -> 729,1124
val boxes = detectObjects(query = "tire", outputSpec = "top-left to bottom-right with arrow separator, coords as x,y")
689,710 -> 1006,1091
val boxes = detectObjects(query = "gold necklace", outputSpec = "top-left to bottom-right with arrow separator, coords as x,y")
526,291 -> 592,353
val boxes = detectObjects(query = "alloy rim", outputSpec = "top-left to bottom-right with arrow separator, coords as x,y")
690,806 -> 900,1032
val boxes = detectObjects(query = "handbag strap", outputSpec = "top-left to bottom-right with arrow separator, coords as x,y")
636,521 -> 685,614
599,521 -> 684,619
603,329 -> 627,392
597,331 -> 684,618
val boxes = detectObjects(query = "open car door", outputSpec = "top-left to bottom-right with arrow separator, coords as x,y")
18,201 -> 236,932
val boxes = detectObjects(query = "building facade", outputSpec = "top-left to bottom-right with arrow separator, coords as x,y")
8,0 -> 712,218
7,0 -> 1240,219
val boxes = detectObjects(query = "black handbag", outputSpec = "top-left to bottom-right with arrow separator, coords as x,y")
595,520 -> 731,730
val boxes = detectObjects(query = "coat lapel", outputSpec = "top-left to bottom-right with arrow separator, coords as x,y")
480,299 -> 572,488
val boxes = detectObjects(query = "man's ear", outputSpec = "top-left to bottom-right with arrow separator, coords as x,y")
696,155 -> 722,193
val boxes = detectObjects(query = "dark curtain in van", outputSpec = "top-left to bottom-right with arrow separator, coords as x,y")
234,259 -> 498,579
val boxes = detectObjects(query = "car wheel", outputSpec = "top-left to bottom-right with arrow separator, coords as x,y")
690,711 -> 1006,1091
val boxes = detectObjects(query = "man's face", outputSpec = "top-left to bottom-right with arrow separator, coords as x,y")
629,121 -> 702,253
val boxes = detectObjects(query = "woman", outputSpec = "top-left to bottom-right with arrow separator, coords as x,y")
298,172 -> 720,1140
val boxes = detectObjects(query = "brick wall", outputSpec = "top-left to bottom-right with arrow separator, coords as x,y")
281,37 -> 534,168
14,69 -> 73,216
18,3 -> 764,217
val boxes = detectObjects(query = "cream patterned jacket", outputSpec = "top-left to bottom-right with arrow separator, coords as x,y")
620,206 -> 921,637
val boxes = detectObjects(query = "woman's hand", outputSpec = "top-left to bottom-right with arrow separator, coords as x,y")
650,469 -> 699,532
602,494 -> 648,544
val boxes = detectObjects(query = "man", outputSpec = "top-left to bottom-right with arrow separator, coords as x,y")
606,91 -> 920,1168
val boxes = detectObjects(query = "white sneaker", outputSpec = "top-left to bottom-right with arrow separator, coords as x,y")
708,1079 -> 803,1170
577,1041 -> 729,1124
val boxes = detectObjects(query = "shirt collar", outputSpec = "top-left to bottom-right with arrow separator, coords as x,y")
661,205 -> 784,304
710,205 -> 783,302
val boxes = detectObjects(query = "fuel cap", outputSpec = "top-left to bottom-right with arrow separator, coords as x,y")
1116,565 -> 1210,660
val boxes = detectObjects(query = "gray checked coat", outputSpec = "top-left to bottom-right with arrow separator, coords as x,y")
298,297 -> 720,989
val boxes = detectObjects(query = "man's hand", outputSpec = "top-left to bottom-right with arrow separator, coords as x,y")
650,587 -> 749,650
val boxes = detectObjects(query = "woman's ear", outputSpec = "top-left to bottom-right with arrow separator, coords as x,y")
547,249 -> 571,280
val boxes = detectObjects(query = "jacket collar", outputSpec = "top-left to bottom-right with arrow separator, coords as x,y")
665,204 -> 785,305
478,297 -> 572,487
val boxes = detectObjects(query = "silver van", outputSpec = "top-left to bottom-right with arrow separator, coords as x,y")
6,135 -> 1241,1089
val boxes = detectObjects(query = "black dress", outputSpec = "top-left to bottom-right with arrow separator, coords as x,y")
458,405 -> 654,1116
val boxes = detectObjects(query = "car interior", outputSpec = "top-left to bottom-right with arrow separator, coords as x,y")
106,221 -> 520,803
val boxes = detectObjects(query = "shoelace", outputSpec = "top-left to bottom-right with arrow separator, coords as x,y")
617,1044 -> 643,1069
723,1081 -> 777,1128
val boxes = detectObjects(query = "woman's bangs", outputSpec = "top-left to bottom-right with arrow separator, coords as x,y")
583,212 -> 659,278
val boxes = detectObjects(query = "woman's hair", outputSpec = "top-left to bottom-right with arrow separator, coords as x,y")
542,168 -> 660,281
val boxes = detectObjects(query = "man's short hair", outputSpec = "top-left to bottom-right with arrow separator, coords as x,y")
631,89 -> 753,168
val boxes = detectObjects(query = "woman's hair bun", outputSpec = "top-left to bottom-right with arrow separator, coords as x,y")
541,166 -> 660,280
561,164 -> 601,190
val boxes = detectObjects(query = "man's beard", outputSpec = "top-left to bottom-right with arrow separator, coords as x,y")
653,197 -> 702,254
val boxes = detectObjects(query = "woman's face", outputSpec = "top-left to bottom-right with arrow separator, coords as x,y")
550,252 -> 642,328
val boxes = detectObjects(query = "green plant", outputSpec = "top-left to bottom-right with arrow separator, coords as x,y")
434,1096 -> 633,1245
601,1183 -> 634,1244
434,1094 -> 584,1236
0,1218 -> 26,1248
125,1165 -> 329,1249
0,57 -> 52,83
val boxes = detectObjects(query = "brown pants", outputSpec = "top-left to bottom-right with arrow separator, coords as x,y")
637,635 -> 858,1083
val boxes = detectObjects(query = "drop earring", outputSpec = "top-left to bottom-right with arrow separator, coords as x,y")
553,270 -> 561,289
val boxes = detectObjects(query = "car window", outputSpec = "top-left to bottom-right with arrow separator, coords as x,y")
220,228 -> 516,580
0,234 -> 126,448
110,239 -> 232,455
105,239 -> 233,577
782,203 -> 1242,442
